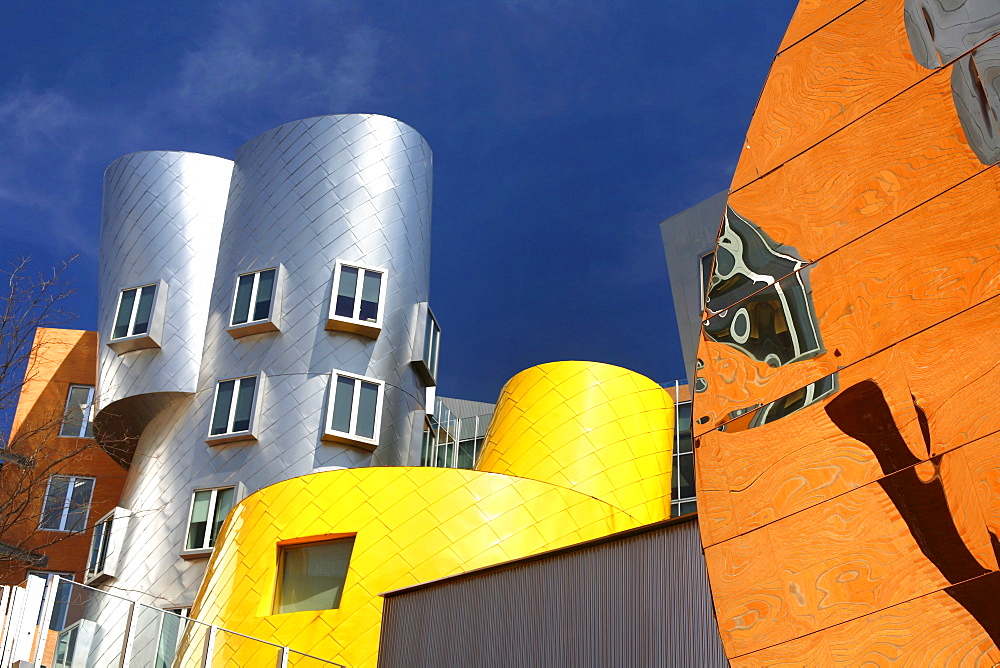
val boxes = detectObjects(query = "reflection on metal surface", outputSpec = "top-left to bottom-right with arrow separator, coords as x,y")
905,1 -> 1000,164
718,373 -> 838,433
904,0 -> 1000,69
704,207 -> 823,367
952,43 -> 1000,164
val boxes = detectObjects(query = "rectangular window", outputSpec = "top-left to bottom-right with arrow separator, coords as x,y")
671,400 -> 697,517
327,261 -> 387,337
39,476 -> 95,532
423,310 -> 441,380
59,385 -> 95,438
27,571 -> 74,631
275,537 -> 355,614
85,511 -> 115,581
54,623 -> 78,668
208,376 -> 258,438
112,284 -> 157,339
230,268 -> 277,326
185,487 -> 235,551
324,372 -> 384,447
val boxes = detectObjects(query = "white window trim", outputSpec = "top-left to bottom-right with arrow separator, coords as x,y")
323,370 -> 385,450
181,486 -> 235,557
107,279 -> 168,354
84,507 -> 127,583
411,302 -> 441,386
226,265 -> 283,339
326,260 -> 388,338
110,283 -> 157,340
39,475 -> 95,533
59,385 -> 95,438
205,374 -> 262,445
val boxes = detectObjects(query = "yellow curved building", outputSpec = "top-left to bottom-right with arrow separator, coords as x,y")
182,361 -> 673,666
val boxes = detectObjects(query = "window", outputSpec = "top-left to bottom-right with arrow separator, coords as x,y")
39,475 -> 94,532
412,303 -> 441,385
112,284 -> 156,340
59,385 -> 94,438
108,280 -> 167,353
671,401 -> 696,518
86,508 -> 125,582
185,487 -> 235,552
275,537 -> 355,614
27,571 -> 74,631
326,260 -> 387,337
323,372 -> 384,448
227,268 -> 281,338
208,376 -> 258,441
54,620 -> 95,668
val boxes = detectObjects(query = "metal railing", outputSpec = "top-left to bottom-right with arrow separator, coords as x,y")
0,575 -> 344,667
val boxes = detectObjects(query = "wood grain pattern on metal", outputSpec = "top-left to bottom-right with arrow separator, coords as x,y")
697,0 -> 1000,662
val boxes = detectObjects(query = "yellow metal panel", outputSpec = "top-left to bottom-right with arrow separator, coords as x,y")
182,361 -> 674,667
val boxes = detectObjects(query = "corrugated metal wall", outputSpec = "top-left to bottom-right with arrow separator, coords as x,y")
379,517 -> 727,667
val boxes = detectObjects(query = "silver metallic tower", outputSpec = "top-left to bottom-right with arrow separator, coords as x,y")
94,115 -> 435,609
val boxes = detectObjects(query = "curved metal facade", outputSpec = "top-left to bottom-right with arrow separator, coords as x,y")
95,115 -> 434,609
96,151 -> 233,462
178,361 -> 673,666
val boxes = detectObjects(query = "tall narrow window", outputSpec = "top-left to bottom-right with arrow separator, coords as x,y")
112,284 -> 157,339
85,509 -> 124,582
39,476 -> 95,532
27,572 -> 74,631
230,268 -> 277,326
275,537 -> 355,614
423,311 -> 441,380
208,376 -> 258,440
60,385 -> 95,438
326,261 -> 387,337
324,371 -> 384,448
185,487 -> 235,551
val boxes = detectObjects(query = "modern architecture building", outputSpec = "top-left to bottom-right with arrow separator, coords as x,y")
92,114 -> 435,615
0,111 -> 721,667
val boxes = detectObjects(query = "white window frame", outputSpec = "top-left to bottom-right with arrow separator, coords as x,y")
84,507 -> 127,583
110,283 -> 158,340
326,260 -> 388,338
39,475 -> 95,532
59,385 -> 95,438
182,487 -> 236,555
323,370 -> 385,450
206,374 -> 261,444
107,279 -> 168,354
412,302 -> 441,385
226,266 -> 283,339
27,571 -> 74,631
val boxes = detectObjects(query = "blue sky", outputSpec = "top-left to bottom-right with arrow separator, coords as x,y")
0,1 -> 796,402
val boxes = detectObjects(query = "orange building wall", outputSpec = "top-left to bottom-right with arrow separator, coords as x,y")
0,328 -> 127,585
696,0 -> 1000,663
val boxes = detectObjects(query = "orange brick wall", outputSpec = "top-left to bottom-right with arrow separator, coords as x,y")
0,328 -> 126,585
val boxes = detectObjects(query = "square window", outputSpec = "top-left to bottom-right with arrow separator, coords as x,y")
326,260 -> 387,338
227,267 -> 282,338
59,385 -> 95,438
39,475 -> 95,532
274,537 -> 355,614
108,280 -> 167,353
184,487 -> 235,552
112,284 -> 156,340
323,371 -> 384,450
207,375 -> 259,443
